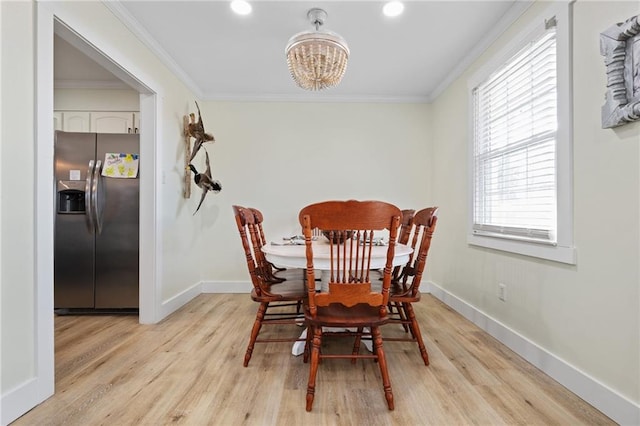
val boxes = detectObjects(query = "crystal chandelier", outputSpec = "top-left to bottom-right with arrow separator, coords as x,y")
285,8 -> 350,91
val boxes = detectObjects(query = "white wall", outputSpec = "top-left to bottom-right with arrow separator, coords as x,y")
54,88 -> 139,111
1,0 -> 36,400
192,101 -> 432,288
429,0 -> 639,422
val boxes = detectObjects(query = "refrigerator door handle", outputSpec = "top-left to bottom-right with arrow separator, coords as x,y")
85,160 -> 95,234
92,160 -> 105,235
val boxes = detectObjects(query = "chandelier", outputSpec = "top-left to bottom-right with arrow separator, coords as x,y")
285,8 -> 350,91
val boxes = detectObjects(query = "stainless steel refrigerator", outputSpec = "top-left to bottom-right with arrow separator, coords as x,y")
54,131 -> 139,313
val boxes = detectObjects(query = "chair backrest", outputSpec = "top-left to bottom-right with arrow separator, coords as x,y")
232,205 -> 267,296
392,209 -> 415,281
398,209 -> 416,245
247,207 -> 276,281
299,200 -> 401,318
396,207 -> 438,297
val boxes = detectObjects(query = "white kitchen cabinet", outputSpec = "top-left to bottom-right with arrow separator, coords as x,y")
91,112 -> 134,133
133,112 -> 140,134
62,111 -> 91,132
54,112 -> 62,131
54,111 -> 139,133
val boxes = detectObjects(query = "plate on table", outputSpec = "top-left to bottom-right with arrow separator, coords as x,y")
271,236 -> 316,245
360,237 -> 387,246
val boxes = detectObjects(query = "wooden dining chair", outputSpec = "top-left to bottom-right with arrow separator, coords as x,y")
249,207 -> 289,283
232,205 -> 306,367
385,206 -> 438,366
299,200 -> 401,411
372,209 -> 414,331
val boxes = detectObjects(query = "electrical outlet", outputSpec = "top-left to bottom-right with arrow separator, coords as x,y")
498,283 -> 507,301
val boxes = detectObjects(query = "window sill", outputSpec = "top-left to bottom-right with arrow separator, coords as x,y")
468,234 -> 576,265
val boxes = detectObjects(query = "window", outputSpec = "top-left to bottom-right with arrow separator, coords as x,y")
468,3 -> 575,264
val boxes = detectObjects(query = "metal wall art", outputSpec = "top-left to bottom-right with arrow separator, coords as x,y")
600,14 -> 640,129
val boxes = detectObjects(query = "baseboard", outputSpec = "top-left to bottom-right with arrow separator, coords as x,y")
425,281 -> 640,426
159,281 -> 251,320
1,378 -> 45,426
201,280 -> 252,294
158,282 -> 202,320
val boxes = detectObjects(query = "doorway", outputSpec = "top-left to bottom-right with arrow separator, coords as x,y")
53,35 -> 141,313
34,3 -> 160,409
51,18 -> 157,318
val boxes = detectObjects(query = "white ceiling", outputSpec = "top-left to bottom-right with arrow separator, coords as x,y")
55,35 -> 128,88
55,0 -> 530,103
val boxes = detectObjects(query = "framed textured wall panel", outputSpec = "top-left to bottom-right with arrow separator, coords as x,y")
600,14 -> 640,128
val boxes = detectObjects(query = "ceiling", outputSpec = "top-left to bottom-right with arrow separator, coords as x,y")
55,0 -> 529,103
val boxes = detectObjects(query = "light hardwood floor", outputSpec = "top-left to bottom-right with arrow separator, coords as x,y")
15,294 -> 614,425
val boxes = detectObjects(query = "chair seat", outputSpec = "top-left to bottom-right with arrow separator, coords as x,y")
371,278 -> 421,301
250,278 -> 306,302
272,267 -> 306,281
305,303 -> 389,328
389,289 -> 421,303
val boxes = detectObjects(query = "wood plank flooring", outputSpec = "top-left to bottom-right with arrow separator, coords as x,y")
14,294 -> 614,425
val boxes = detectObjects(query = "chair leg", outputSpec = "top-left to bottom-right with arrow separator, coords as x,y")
244,302 -> 268,367
372,326 -> 394,410
351,327 -> 363,364
303,325 -> 312,363
306,326 -> 322,411
394,302 -> 409,333
405,302 -> 429,366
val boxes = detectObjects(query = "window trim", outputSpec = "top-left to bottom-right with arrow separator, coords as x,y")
467,1 -> 576,265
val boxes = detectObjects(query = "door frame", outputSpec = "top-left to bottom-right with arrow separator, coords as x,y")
34,1 -> 161,406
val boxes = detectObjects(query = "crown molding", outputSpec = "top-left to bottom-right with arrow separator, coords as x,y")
200,92 -> 430,104
103,1 -> 204,98
427,0 -> 535,103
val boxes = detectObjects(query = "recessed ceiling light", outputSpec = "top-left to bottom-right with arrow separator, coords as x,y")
231,0 -> 252,16
383,1 -> 404,18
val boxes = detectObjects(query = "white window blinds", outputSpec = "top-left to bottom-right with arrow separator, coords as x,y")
472,22 -> 558,244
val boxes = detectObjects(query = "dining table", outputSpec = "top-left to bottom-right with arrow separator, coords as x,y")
262,237 -> 413,356
262,237 -> 413,278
